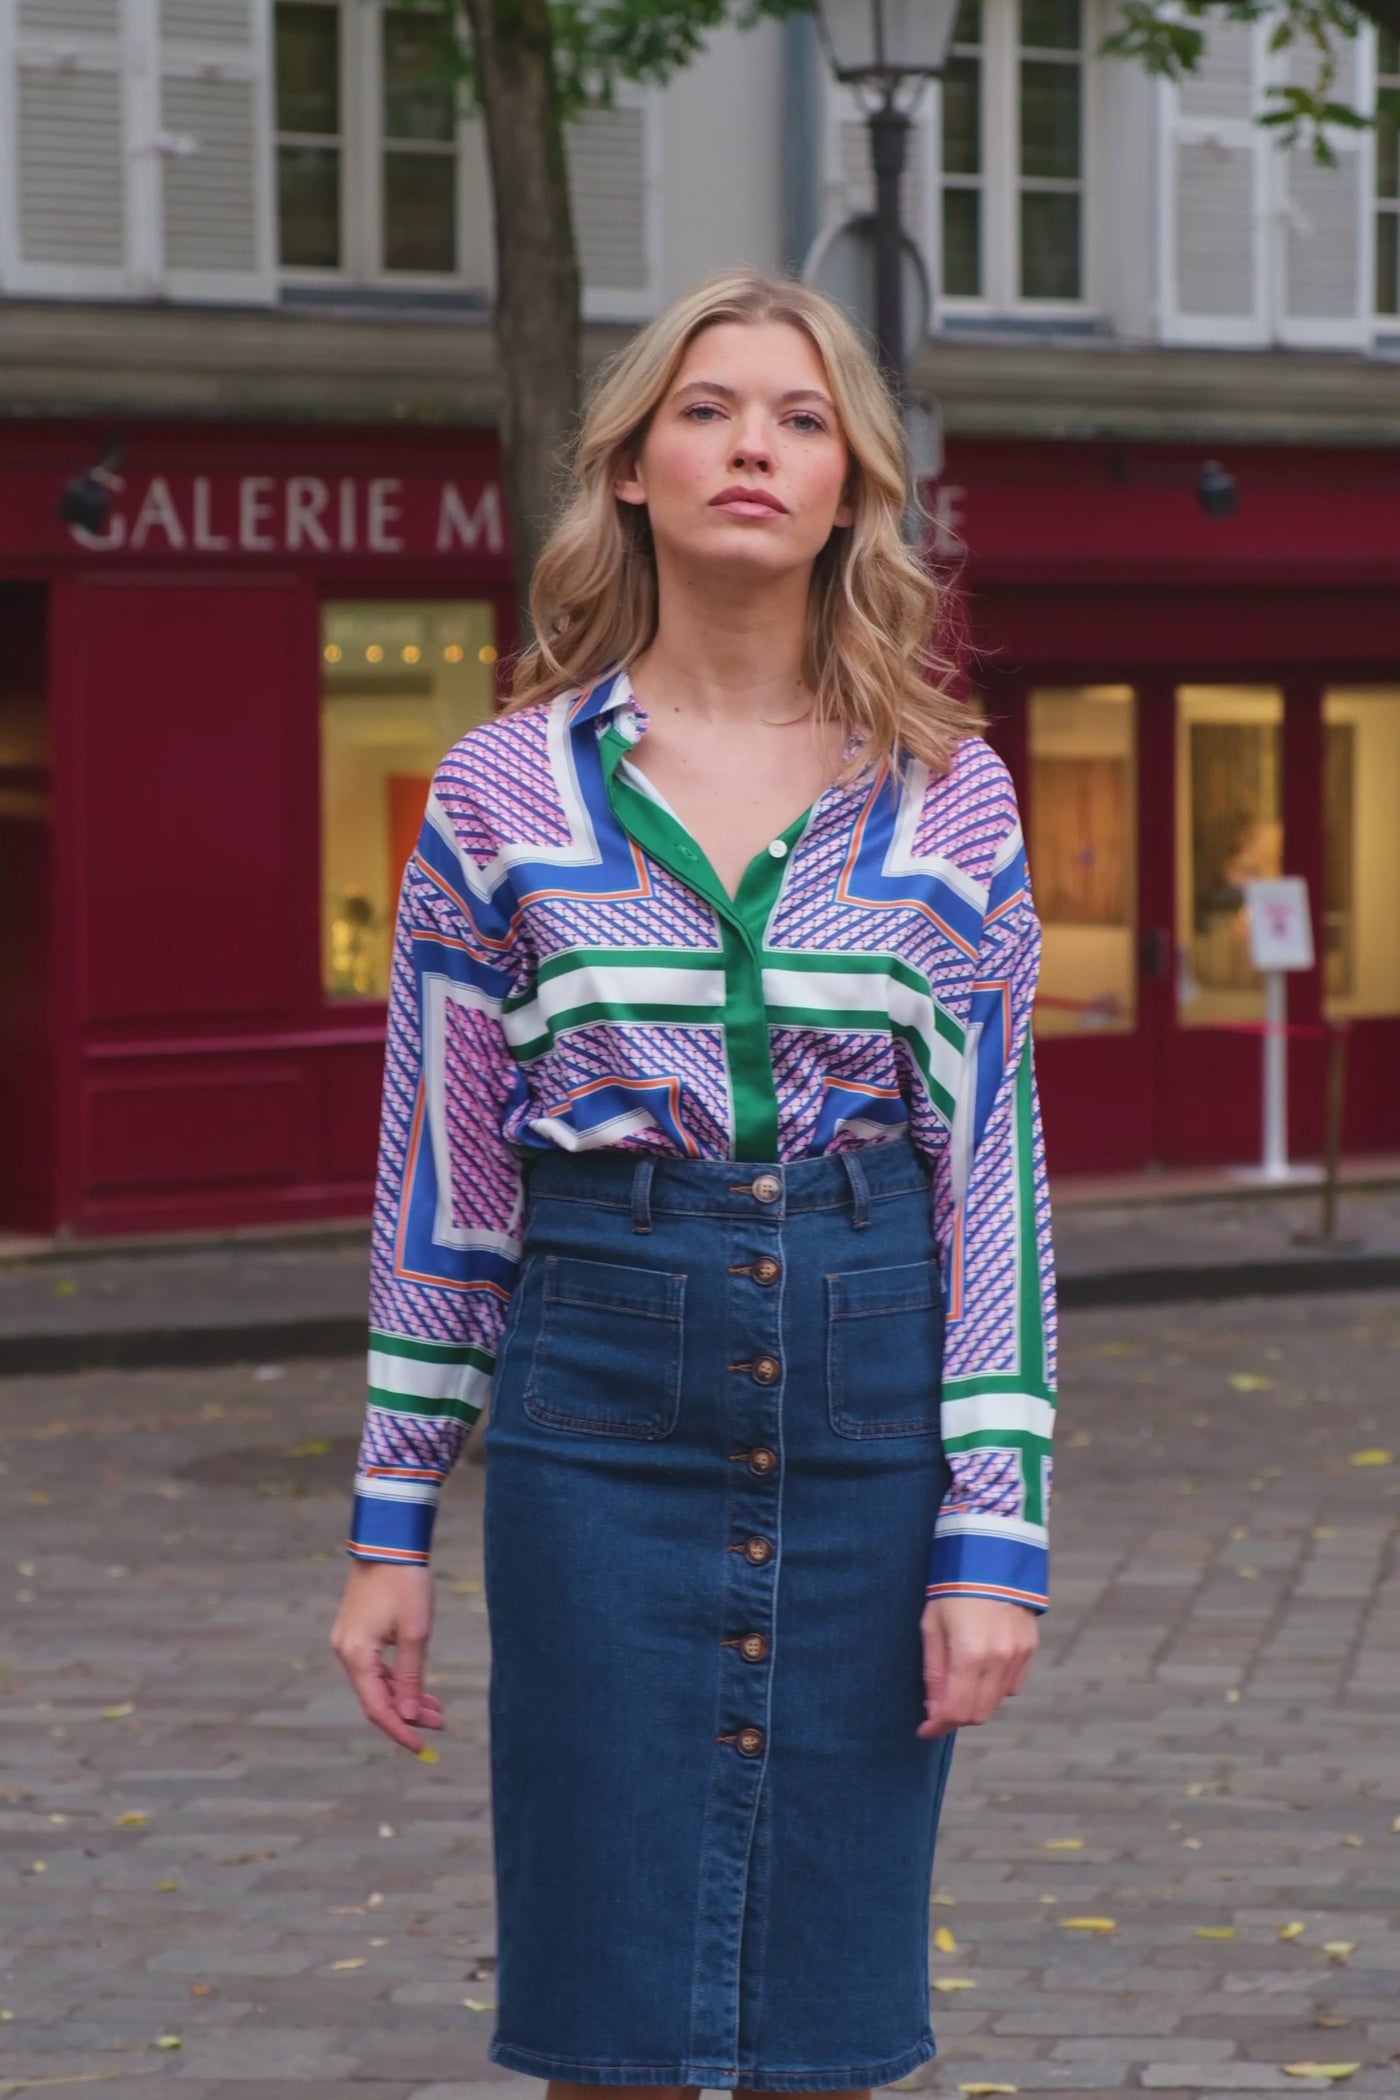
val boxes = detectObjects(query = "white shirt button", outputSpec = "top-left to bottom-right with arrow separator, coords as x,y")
767,838 -> 789,859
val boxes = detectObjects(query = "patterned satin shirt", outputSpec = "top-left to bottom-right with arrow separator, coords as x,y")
346,665 -> 1058,1612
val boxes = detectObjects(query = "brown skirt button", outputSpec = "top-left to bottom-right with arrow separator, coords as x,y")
752,1356 -> 780,1385
743,1534 -> 773,1565
739,1633 -> 770,1663
736,1725 -> 766,1757
753,1256 -> 781,1285
751,1174 -> 781,1204
748,1446 -> 778,1476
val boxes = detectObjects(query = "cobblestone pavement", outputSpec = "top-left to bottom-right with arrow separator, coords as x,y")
1,1292 -> 1398,2100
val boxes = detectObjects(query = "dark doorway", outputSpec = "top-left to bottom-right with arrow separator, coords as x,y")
0,586 -> 54,1232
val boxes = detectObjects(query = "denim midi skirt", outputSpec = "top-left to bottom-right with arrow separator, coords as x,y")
482,1138 -> 957,2091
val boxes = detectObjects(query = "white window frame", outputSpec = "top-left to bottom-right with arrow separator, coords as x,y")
932,0 -> 1099,321
1372,27 -> 1398,319
275,0 -> 478,291
1156,15 -> 1378,350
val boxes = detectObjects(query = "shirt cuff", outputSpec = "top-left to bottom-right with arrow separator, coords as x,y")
925,1523 -> 1049,1614
346,1479 -> 440,1567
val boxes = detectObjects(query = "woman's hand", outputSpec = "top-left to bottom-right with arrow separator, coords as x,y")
330,1562 -> 444,1753
916,1595 -> 1038,1739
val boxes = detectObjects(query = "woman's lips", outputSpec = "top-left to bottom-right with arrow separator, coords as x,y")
710,495 -> 787,518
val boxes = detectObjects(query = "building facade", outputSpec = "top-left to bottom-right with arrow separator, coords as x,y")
1,0 -> 1398,1234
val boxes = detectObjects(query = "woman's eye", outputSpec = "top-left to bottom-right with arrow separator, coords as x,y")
789,412 -> 827,434
683,403 -> 724,421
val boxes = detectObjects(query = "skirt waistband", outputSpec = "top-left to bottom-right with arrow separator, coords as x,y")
521,1136 -> 930,1223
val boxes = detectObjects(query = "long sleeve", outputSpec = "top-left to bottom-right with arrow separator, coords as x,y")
346,781 -> 529,1567
928,803 -> 1058,1613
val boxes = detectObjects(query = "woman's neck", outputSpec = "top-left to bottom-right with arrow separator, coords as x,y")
630,567 -> 812,730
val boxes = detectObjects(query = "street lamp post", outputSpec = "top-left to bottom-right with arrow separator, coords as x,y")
815,0 -> 962,395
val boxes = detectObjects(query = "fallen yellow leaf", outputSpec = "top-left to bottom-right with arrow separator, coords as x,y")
463,1996 -> 497,2011
113,1811 -> 149,1828
1324,1941 -> 1356,1961
0,2008 -> 13,2020
100,1704 -> 133,1720
932,1977 -> 978,1992
959,2086 -> 1019,2096
1042,1837 -> 1084,1850
1059,1917 -> 1117,1933
452,1578 -> 484,1594
1280,1922 -> 1307,1940
288,1438 -> 332,1458
155,1879 -> 180,1893
1195,1926 -> 1238,1939
416,1745 -> 440,1764
934,1925 -> 958,1954
1230,1373 -> 1274,1391
1282,2066 -> 1360,2081
1349,1448 -> 1393,1466
155,2035 -> 182,2050
930,1890 -> 956,1906
331,1957 -> 367,1971
1341,1834 -> 1363,1847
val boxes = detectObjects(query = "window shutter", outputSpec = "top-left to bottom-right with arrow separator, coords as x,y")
1274,30 -> 1372,345
1157,17 -> 1269,345
157,0 -> 273,302
567,100 -> 657,320
1,0 -> 134,296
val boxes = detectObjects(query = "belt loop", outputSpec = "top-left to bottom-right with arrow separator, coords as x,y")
841,1148 -> 871,1229
631,1156 -> 655,1234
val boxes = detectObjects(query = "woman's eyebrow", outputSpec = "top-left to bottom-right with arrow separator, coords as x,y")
671,380 -> 837,412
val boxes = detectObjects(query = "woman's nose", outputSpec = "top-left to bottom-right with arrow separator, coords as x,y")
730,434 -> 773,474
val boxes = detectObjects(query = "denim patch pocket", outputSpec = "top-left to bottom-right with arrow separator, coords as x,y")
826,1259 -> 944,1439
524,1254 -> 686,1438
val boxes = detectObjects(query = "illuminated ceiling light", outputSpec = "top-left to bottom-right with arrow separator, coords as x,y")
478,644 -> 498,665
366,644 -> 384,663
323,643 -> 343,663
402,644 -> 421,664
443,643 -> 465,663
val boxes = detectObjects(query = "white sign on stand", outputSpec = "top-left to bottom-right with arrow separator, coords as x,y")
1242,878 -> 1315,1182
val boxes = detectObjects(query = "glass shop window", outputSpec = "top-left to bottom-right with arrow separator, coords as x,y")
1175,684 -> 1285,1028
1322,688 -> 1400,1019
1028,686 -> 1138,1037
321,600 -> 497,1001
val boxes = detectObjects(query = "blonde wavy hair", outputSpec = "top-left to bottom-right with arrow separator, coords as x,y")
507,267 -> 979,775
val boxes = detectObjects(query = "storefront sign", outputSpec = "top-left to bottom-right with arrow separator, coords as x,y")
65,469 -> 506,559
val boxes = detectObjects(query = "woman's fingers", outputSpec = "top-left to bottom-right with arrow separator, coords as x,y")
344,1648 -> 428,1751
330,1563 -> 439,1754
916,1596 -> 1039,1737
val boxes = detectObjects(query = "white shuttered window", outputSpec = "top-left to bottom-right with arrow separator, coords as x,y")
1158,16 -> 1374,347
0,0 -> 273,302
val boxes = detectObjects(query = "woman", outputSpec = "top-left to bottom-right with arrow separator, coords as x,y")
331,268 -> 1057,2097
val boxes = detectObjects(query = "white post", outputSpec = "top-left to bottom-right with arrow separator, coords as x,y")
1261,968 -> 1289,1179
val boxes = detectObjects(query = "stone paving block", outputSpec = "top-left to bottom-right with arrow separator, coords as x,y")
407,2087 -> 539,2100
1138,2067 -> 1325,2089
172,2028 -> 361,2079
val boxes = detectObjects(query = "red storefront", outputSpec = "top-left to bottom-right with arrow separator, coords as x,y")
1,421 -> 1397,1236
0,422 -> 514,1237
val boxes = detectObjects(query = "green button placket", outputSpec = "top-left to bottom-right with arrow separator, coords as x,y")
600,722 -> 809,1162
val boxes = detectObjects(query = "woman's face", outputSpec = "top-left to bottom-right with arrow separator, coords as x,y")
614,320 -> 856,583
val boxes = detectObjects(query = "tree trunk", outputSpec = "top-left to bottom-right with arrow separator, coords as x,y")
460,0 -> 583,624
